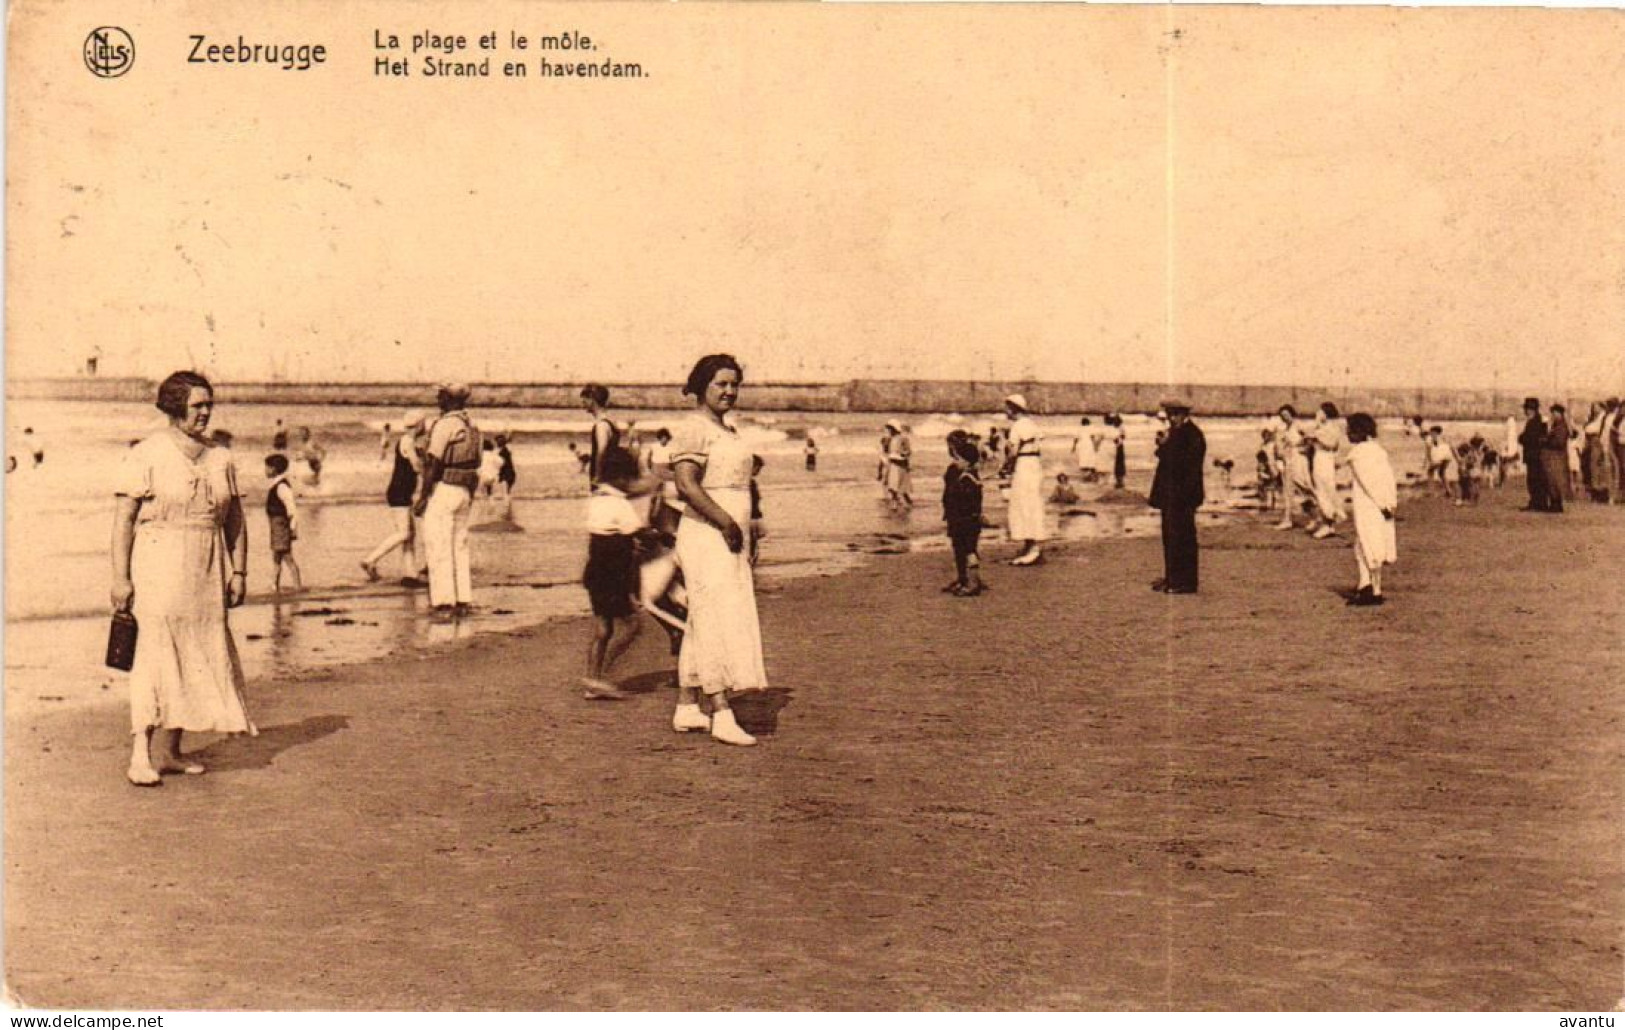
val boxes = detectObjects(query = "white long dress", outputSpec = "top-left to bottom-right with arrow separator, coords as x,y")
671,415 -> 768,694
116,434 -> 256,735
1348,440 -> 1398,565
1005,416 -> 1048,541
1311,419 -> 1347,522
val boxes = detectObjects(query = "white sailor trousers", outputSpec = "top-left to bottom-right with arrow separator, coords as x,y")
423,484 -> 474,606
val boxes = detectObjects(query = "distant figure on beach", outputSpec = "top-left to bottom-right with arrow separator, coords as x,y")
111,371 -> 255,786
1566,419 -> 1584,498
271,419 -> 288,453
942,429 -> 986,597
877,427 -> 890,486
1049,472 -> 1079,505
295,427 -> 325,486
580,384 -> 620,488
1600,398 -> 1622,504
668,353 -> 767,746
1256,428 -> 1280,512
1150,397 -> 1204,594
882,421 -> 914,510
1426,426 -> 1458,501
361,411 -> 428,584
378,423 -> 393,462
416,383 -> 482,618
1518,398 -> 1549,511
496,433 -> 517,498
1539,404 -> 1573,514
569,441 -> 591,475
1308,402 -> 1347,539
1345,413 -> 1397,607
1457,436 -> 1486,506
804,435 -> 818,472
22,427 -> 44,468
1107,413 -> 1127,489
1272,406 -> 1312,531
1002,394 -> 1046,566
264,453 -> 303,594
85,345 -> 101,376
580,447 -> 647,701
1500,414 -> 1521,486
1071,417 -> 1099,483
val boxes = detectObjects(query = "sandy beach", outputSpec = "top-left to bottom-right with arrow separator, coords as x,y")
5,485 -> 1621,1010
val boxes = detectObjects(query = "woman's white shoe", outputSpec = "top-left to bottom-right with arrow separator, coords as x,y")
710,708 -> 757,746
672,703 -> 710,733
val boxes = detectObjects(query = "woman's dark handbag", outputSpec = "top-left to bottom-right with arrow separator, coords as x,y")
106,610 -> 138,671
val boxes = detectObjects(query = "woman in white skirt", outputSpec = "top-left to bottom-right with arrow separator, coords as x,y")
111,371 -> 257,786
1309,401 -> 1348,539
669,354 -> 768,746
1345,412 -> 1397,606
1002,394 -> 1047,565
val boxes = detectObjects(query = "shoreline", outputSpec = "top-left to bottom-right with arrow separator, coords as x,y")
5,486 -> 1622,1009
5,376 -> 1582,420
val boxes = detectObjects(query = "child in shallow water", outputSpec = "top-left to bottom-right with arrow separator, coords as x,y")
580,449 -> 645,700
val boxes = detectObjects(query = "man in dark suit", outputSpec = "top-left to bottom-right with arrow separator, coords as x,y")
1150,396 -> 1205,594
1517,397 -> 1548,511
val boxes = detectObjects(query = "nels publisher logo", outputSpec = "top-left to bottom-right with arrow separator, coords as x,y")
84,26 -> 135,78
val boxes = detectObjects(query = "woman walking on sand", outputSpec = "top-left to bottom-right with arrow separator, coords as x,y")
1345,413 -> 1397,607
668,354 -> 768,746
111,371 -> 256,786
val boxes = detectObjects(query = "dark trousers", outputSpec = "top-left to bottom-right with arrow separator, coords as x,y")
1160,506 -> 1199,591
1524,449 -> 1546,509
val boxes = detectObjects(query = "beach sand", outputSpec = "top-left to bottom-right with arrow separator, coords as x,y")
5,487 -> 1622,1010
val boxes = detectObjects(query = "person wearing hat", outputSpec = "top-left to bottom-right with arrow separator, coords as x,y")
1001,394 -> 1047,565
361,411 -> 430,583
1517,398 -> 1549,511
415,384 -> 483,616
1149,396 -> 1205,594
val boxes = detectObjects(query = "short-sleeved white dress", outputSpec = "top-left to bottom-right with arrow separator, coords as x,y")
670,414 -> 768,695
117,433 -> 256,735
1005,417 -> 1048,542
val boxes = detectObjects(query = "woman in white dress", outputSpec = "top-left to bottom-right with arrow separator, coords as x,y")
1002,394 -> 1047,565
669,354 -> 768,746
1309,401 -> 1348,539
1344,413 -> 1397,606
111,371 -> 256,786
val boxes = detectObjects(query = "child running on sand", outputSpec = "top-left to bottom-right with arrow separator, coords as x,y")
581,448 -> 646,700
1345,413 -> 1397,607
264,454 -> 303,594
942,430 -> 987,597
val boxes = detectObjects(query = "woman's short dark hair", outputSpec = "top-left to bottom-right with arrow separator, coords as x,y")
1278,404 -> 1297,418
1347,413 -> 1378,440
156,371 -> 213,418
683,354 -> 744,399
1319,401 -> 1341,419
265,453 -> 290,474
580,384 -> 609,407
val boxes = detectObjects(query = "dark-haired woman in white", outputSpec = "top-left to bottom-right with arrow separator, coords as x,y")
668,354 -> 767,746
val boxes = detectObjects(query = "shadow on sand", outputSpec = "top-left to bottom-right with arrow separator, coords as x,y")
189,714 -> 350,772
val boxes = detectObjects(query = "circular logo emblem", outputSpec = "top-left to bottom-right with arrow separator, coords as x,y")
84,27 -> 135,78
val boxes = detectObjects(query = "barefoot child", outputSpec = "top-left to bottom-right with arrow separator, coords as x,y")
264,454 -> 303,593
581,448 -> 645,700
942,430 -> 987,596
1345,413 -> 1397,607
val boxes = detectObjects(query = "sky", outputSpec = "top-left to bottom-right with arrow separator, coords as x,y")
7,3 -> 1623,392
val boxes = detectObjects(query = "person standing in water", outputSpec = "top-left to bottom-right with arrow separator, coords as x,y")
580,384 -> 620,488
361,411 -> 428,583
416,384 -> 483,618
